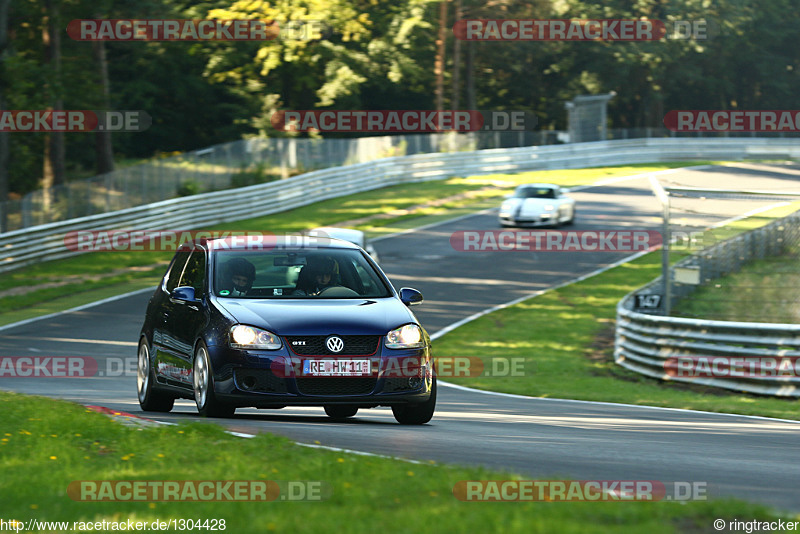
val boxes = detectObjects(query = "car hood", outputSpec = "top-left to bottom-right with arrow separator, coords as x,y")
504,197 -> 555,214
214,297 -> 418,336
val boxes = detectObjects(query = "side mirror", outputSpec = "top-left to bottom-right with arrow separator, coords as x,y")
399,287 -> 424,307
170,286 -> 199,303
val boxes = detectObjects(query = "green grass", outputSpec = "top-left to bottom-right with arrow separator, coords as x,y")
672,242 -> 800,324
0,161 -> 709,327
0,391 -> 789,534
437,203 -> 800,421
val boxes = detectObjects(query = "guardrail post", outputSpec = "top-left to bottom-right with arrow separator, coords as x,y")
649,175 -> 671,315
662,199 -> 671,316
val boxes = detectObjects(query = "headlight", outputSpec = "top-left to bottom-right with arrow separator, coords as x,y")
385,324 -> 425,349
543,204 -> 555,211
230,325 -> 282,350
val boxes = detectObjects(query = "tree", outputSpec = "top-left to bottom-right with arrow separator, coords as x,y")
0,0 -> 9,232
42,0 -> 65,213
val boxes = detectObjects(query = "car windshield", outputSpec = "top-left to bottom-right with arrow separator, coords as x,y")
515,187 -> 557,199
213,248 -> 392,299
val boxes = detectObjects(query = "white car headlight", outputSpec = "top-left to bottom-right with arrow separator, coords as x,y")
500,201 -> 517,215
385,324 -> 425,349
230,325 -> 282,350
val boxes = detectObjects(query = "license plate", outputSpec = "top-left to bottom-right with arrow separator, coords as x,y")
302,359 -> 371,376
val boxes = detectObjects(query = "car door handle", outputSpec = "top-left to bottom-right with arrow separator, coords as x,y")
188,305 -> 199,311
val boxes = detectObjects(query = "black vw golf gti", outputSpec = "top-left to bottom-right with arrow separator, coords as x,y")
137,235 -> 435,424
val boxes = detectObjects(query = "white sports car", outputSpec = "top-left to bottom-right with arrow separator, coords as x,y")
498,183 -> 576,227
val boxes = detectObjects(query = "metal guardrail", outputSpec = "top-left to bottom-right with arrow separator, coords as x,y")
2,130 -> 563,232
615,211 -> 800,397
3,137 -> 800,274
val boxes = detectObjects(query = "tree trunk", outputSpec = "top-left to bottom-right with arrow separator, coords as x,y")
0,0 -> 10,232
42,0 -> 65,215
452,0 -> 461,111
465,40 -> 476,111
434,0 -> 447,113
93,40 -> 114,175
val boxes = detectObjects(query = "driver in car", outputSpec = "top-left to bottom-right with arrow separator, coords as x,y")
223,257 -> 256,297
295,257 -> 338,296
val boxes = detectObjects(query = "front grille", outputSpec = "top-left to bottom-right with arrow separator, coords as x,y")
285,335 -> 380,356
234,369 -> 288,394
296,377 -> 377,396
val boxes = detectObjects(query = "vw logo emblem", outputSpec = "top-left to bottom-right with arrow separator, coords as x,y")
326,336 -> 344,353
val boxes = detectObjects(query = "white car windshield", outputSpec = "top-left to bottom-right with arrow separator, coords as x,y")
515,187 -> 557,199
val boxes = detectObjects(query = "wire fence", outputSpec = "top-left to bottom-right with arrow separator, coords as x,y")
4,127 -> 800,234
645,172 -> 800,323
0,131 -> 559,233
616,201 -> 800,397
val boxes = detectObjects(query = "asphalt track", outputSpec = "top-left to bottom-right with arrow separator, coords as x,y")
2,164 -> 800,512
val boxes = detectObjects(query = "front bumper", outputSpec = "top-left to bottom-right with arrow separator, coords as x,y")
499,213 -> 556,227
208,345 -> 434,408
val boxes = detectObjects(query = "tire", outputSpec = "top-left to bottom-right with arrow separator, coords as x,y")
324,405 -> 358,419
137,337 -> 174,412
391,378 -> 436,425
564,206 -> 576,225
193,342 -> 235,418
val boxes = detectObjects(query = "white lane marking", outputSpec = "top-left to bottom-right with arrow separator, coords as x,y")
226,431 -> 255,438
372,165 -> 712,242
295,442 -> 427,464
3,335 -> 137,347
87,404 -> 431,462
568,165 -> 712,192
0,287 -> 155,333
439,382 -> 800,425
95,412 -> 431,464
371,208 -> 494,242
431,248 -> 652,341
